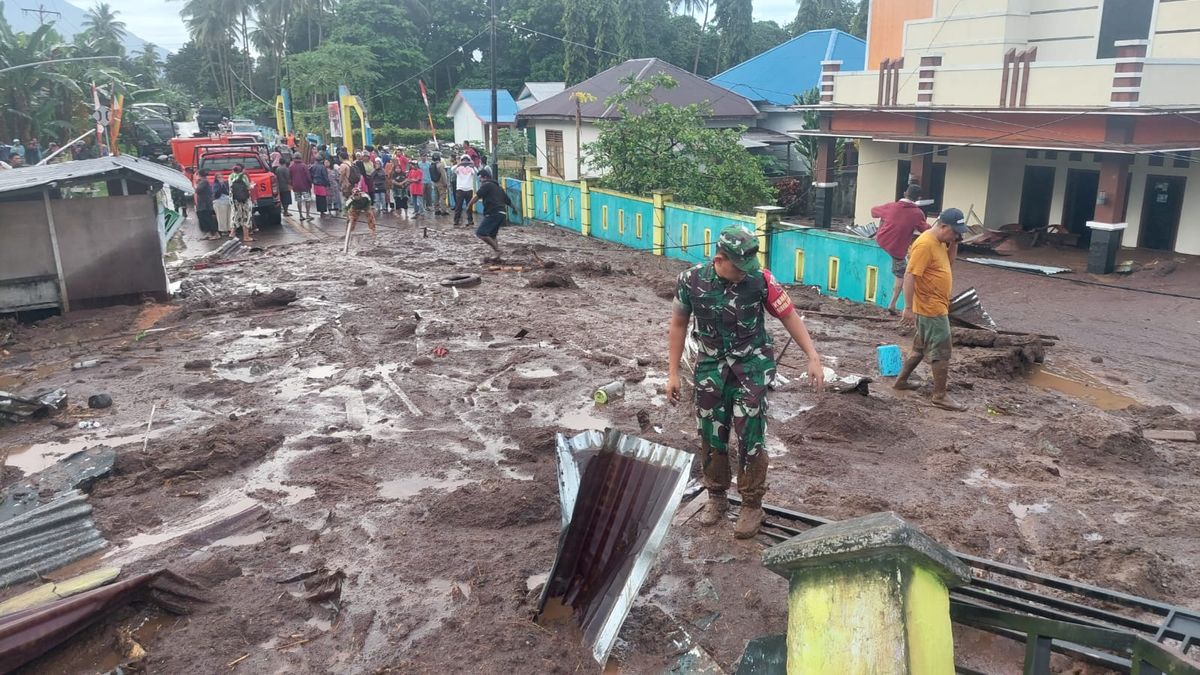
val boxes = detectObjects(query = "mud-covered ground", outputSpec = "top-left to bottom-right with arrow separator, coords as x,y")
1,211 -> 1198,674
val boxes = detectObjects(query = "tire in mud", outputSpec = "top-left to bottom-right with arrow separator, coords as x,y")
439,274 -> 482,288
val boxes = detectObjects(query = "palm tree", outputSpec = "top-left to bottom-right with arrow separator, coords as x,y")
672,0 -> 712,74
134,43 -> 162,87
82,2 -> 128,56
179,0 -> 237,109
0,20 -> 84,140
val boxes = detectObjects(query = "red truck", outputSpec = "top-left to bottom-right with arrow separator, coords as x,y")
170,136 -> 281,227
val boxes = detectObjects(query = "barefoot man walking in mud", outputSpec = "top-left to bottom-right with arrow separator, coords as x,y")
666,226 -> 825,539
894,207 -> 968,411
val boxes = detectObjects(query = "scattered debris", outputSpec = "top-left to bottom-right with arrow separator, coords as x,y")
352,277 -> 368,286
302,568 -> 346,603
539,429 -> 694,665
636,410 -> 652,433
846,222 -> 878,239
0,569 -> 205,672
0,567 -> 122,617
0,389 -> 67,424
1143,429 -> 1197,443
527,271 -> 578,289
0,490 -> 108,588
438,274 -> 482,288
0,446 -> 116,522
71,359 -> 101,370
432,346 -> 449,358
593,381 -> 625,404
964,257 -> 1071,275
87,393 -> 113,409
949,287 -> 998,331
248,288 -> 298,309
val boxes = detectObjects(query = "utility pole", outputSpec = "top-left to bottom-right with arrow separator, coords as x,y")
489,0 -> 499,180
21,4 -> 61,25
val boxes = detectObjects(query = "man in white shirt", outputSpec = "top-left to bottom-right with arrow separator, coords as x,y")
452,154 -> 478,227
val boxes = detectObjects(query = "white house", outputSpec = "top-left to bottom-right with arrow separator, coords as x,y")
517,59 -> 760,181
516,82 -> 566,110
446,89 -> 518,145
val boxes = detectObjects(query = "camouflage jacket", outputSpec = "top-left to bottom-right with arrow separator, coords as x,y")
674,262 -> 793,361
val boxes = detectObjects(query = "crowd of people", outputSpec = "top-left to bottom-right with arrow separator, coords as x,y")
187,138 -> 513,259
0,137 -> 112,169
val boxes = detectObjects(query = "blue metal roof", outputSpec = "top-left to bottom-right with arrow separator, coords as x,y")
451,89 -> 519,124
710,29 -> 866,106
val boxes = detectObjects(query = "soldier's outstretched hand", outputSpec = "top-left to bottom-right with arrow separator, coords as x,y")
807,360 -> 825,393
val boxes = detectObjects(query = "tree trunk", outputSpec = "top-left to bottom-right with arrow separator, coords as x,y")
692,0 -> 710,74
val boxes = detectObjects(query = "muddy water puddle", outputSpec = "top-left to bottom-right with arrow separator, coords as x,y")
1026,365 -> 1138,410
5,427 -> 171,475
379,474 -> 474,500
111,496 -> 261,555
558,406 -> 611,431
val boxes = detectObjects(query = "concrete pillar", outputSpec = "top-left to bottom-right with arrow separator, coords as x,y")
652,190 -> 673,256
754,206 -> 784,271
523,166 -> 541,222
916,54 -> 942,106
1087,153 -> 1132,273
910,144 -> 934,196
819,61 -> 841,104
579,178 -> 592,237
762,511 -> 970,675
813,137 -> 837,229
1110,40 -> 1148,107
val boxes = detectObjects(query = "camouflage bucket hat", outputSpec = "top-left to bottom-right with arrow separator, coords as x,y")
716,226 -> 761,273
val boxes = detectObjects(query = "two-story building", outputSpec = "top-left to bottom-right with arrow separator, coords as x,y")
799,0 -> 1200,263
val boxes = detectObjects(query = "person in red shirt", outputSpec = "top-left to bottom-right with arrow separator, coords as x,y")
462,141 -> 481,168
871,184 -> 931,314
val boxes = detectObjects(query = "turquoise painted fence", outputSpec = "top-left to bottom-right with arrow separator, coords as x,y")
503,177 -> 523,225
531,177 -> 582,233
664,203 -> 756,265
767,225 -> 896,307
519,173 -> 895,309
590,189 -> 655,250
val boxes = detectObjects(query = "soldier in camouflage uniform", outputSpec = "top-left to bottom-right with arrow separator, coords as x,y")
667,226 -> 825,539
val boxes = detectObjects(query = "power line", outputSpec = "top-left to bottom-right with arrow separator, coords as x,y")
21,4 -> 60,26
364,28 -> 490,103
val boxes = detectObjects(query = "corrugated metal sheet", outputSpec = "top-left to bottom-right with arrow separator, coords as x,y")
541,428 -> 694,665
0,155 -> 194,196
0,490 -> 108,589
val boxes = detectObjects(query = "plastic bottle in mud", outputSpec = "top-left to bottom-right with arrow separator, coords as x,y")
593,381 -> 625,405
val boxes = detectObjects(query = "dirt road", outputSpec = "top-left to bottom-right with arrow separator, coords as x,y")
2,211 -> 1197,673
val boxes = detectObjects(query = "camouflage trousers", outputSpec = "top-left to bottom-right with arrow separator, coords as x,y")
692,350 -> 774,507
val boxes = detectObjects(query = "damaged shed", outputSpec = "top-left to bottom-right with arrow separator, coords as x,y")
0,156 -> 193,314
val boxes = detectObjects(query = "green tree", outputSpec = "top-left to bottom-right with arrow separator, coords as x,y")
793,0 -> 855,36
0,14 -> 82,140
750,20 -> 787,58
287,42 -> 379,106
713,0 -> 752,73
849,0 -> 869,38
562,0 -> 591,83
133,43 -> 162,88
585,74 -> 774,213
671,0 -> 712,74
81,2 -> 127,56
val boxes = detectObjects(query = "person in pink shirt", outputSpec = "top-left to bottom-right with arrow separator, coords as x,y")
871,184 -> 931,314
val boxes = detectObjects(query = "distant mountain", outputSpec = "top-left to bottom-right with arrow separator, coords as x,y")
3,0 -> 151,55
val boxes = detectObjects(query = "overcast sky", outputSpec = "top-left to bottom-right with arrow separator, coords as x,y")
66,0 -> 797,55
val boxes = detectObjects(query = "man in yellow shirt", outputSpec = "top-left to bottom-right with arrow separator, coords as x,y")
894,207 -> 968,411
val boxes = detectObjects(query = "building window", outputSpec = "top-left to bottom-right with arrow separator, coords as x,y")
545,129 -> 565,179
1045,150 -> 1058,160
898,143 -> 909,154
554,194 -> 561,216
827,257 -> 840,294
568,197 -> 575,220
1026,150 -> 1039,159
794,249 -> 805,283
636,213 -> 644,238
865,266 -> 879,303
1093,153 -> 1102,163
1097,0 -> 1154,59
1149,153 -> 1165,167
704,228 -> 712,256
681,224 -> 689,251
602,205 -> 609,230
1069,152 -> 1082,162
1173,151 -> 1191,168
936,145 -> 949,157
618,209 -> 626,235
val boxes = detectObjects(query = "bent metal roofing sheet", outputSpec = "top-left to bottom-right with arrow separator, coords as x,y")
0,155 -> 194,196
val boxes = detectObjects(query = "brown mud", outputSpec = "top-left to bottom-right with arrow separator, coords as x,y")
2,212 -> 1199,672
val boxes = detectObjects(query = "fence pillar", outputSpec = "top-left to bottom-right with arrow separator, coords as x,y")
579,179 -> 592,237
754,205 -> 784,271
652,190 -> 673,256
762,512 -> 969,675
523,166 -> 541,222
813,137 -> 837,229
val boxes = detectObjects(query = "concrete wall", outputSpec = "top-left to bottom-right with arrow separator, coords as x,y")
533,121 -> 601,181
854,141 -> 902,227
941,146 -> 993,222
1153,0 -> 1200,58
452,108 -> 485,145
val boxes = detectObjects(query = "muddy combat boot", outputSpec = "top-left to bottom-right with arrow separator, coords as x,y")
892,355 -> 924,391
930,362 -> 966,411
698,492 -> 729,527
734,505 -> 764,539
